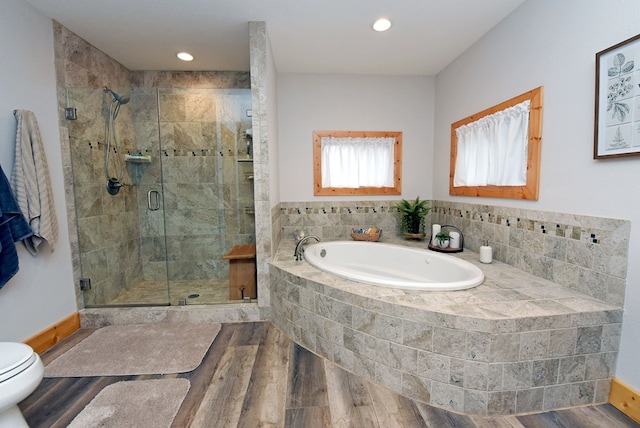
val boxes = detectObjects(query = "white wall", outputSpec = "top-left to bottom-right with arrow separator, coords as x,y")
434,0 -> 640,390
277,73 -> 434,202
0,0 -> 77,342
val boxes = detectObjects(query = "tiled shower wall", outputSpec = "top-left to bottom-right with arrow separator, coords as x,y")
55,22 -> 139,306
277,200 -> 630,305
127,84 -> 254,283
54,22 -> 256,306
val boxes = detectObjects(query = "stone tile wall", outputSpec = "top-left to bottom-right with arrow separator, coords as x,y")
278,200 -> 630,305
270,243 -> 622,415
54,22 -> 140,306
431,201 -> 630,306
55,22 -> 256,305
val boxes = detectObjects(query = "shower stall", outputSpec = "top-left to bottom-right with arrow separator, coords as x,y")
66,86 -> 255,307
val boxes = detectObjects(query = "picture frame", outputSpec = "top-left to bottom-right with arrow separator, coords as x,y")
594,33 -> 640,159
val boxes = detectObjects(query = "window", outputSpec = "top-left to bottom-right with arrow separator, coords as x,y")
449,87 -> 543,200
313,131 -> 402,196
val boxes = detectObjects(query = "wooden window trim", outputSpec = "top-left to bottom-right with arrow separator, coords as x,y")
449,86 -> 543,200
313,130 -> 402,196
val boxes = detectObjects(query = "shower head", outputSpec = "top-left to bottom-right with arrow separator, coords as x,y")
103,86 -> 130,104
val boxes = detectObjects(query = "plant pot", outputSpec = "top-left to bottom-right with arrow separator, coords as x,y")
404,232 -> 426,240
438,239 -> 450,249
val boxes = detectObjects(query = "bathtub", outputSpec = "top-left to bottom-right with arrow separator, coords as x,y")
303,241 -> 484,291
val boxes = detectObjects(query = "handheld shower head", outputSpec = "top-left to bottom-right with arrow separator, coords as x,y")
103,86 -> 130,104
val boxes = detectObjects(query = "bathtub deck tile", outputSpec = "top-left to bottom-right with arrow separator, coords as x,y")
466,331 -> 492,361
432,326 -> 467,358
270,239 -> 623,416
402,320 -> 434,351
375,313 -> 403,343
450,311 -> 501,330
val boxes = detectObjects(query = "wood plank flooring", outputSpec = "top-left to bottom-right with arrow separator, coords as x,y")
20,321 -> 640,428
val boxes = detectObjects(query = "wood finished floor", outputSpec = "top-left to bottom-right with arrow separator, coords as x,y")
20,321 -> 640,428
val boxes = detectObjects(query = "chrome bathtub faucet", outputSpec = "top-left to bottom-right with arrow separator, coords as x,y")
294,235 -> 320,260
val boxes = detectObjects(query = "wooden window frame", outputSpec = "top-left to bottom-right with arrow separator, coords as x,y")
313,130 -> 402,196
449,86 -> 543,200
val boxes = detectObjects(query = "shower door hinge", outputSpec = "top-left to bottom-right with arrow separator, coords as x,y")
65,107 -> 77,120
79,277 -> 91,291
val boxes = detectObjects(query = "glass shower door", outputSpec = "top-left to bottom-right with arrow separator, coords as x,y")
67,87 -> 170,307
128,86 -> 171,305
69,86 -> 254,307
158,88 -> 255,305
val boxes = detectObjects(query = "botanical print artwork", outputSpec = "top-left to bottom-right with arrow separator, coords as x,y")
606,54 -> 633,123
605,49 -> 636,150
605,125 -> 631,149
595,34 -> 640,158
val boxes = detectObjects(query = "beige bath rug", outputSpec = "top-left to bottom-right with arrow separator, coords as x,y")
45,322 -> 220,377
68,378 -> 189,428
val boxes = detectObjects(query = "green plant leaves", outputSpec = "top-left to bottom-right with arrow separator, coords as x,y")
394,197 -> 431,234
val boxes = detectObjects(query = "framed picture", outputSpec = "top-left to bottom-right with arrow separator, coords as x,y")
594,33 -> 640,159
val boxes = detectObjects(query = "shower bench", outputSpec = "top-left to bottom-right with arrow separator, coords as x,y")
223,244 -> 257,300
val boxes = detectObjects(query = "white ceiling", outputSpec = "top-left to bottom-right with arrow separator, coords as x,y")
24,0 -> 525,76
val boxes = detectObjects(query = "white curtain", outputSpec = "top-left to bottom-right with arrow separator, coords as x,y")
453,100 -> 530,187
321,137 -> 394,188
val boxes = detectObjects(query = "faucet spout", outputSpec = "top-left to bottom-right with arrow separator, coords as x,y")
294,235 -> 320,260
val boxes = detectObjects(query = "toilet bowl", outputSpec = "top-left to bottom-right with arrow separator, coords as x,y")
0,343 -> 44,428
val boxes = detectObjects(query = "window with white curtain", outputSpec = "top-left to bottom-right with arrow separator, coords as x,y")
313,131 -> 402,196
321,137 -> 395,188
453,100 -> 530,187
448,86 -> 543,201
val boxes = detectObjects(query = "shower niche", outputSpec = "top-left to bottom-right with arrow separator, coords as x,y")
66,86 -> 255,307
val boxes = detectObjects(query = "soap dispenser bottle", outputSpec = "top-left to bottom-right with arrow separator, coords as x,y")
480,240 -> 493,264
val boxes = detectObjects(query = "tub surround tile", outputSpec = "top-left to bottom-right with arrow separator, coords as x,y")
431,382 -> 464,413
402,374 -> 432,403
487,391 -> 517,415
270,237 -> 623,416
558,356 -> 586,383
280,200 -> 630,307
548,328 -> 578,357
516,388 -> 544,414
532,359 -> 560,387
432,201 -> 629,306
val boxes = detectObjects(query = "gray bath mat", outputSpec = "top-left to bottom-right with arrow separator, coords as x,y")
45,322 -> 220,377
68,379 -> 189,428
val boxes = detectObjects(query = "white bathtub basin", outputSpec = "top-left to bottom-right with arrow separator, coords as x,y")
304,241 -> 484,291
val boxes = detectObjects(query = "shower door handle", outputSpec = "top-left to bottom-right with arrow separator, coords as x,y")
147,190 -> 160,211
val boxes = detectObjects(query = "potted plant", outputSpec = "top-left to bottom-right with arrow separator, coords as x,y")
435,231 -> 451,248
394,197 -> 431,239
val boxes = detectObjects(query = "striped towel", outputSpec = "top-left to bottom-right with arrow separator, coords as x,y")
11,109 -> 58,255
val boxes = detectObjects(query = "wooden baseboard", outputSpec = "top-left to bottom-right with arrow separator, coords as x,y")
24,312 -> 80,354
609,378 -> 640,423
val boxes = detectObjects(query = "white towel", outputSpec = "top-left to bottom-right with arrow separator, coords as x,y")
11,109 -> 58,255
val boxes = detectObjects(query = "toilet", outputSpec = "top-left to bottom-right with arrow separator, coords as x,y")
0,343 -> 44,428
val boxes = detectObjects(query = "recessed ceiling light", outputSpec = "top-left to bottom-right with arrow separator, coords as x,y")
373,18 -> 391,32
177,52 -> 194,61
